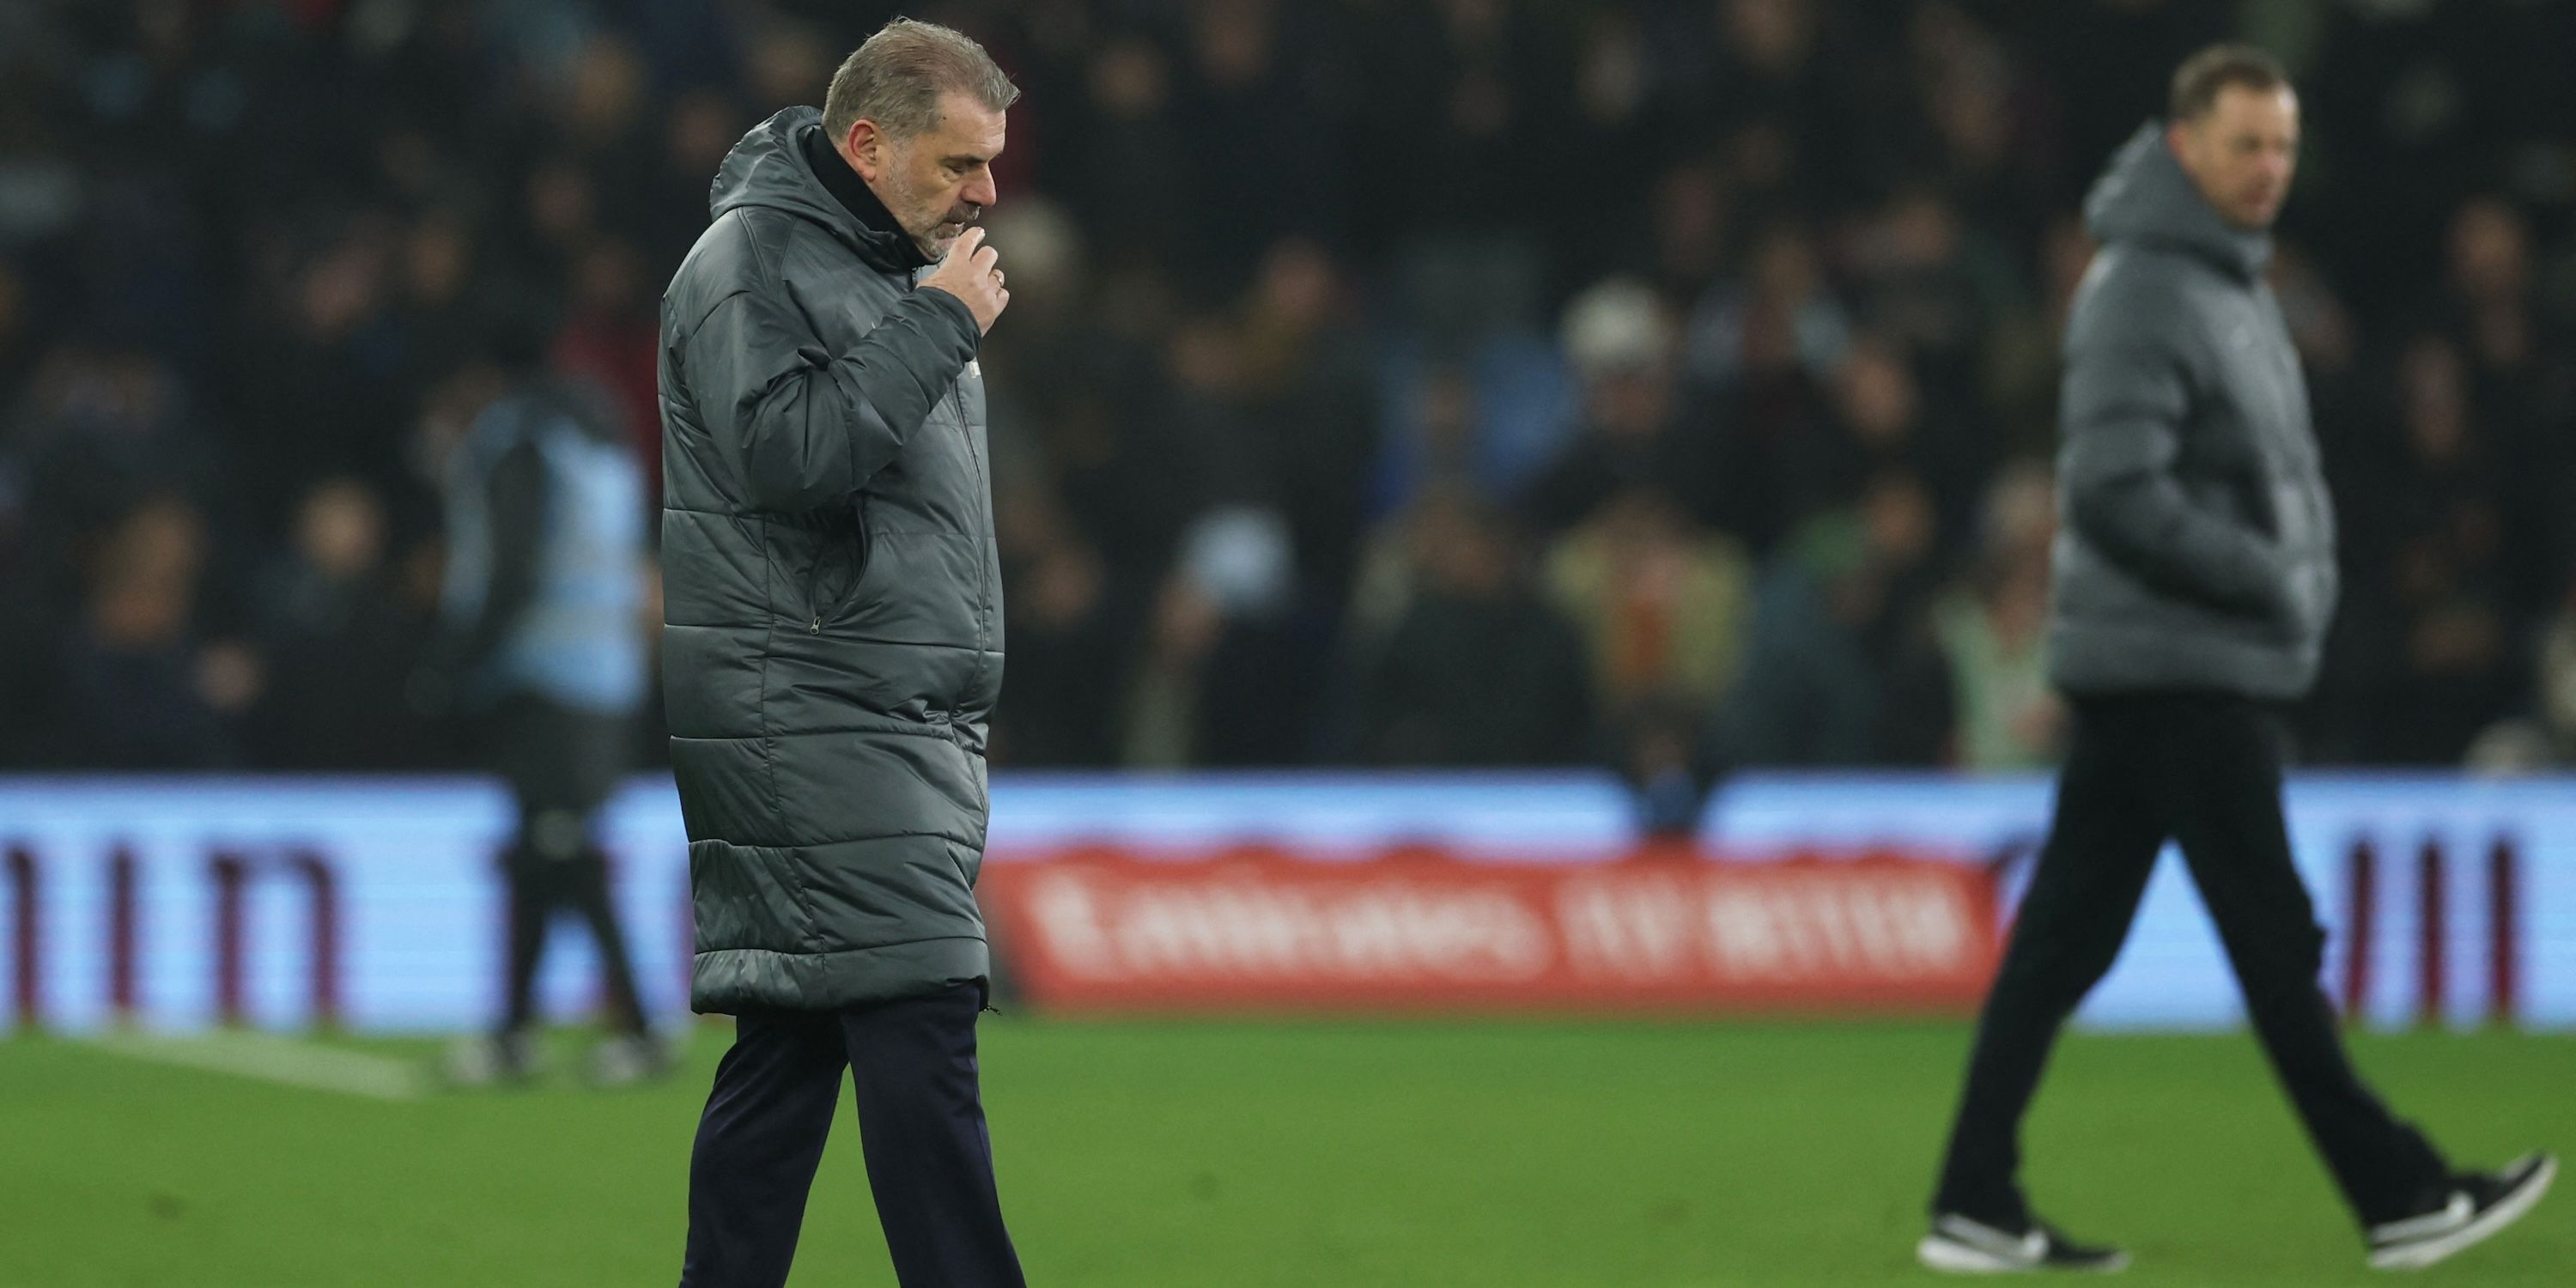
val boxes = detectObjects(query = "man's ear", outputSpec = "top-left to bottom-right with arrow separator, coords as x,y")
842,119 -> 884,185
2165,119 -> 2193,161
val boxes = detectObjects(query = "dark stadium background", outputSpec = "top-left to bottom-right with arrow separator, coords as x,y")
3,5 -> 2575,1287
2,0 -> 2571,786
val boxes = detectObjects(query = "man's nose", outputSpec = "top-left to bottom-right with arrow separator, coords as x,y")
964,170 -> 998,211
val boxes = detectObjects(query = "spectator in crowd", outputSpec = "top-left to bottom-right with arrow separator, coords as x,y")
244,477 -> 434,769
54,494 -> 252,769
1686,222 -> 1854,550
1780,333 -> 1982,551
549,238 -> 663,514
2336,337 -> 2527,765
1842,185 -> 2016,419
1347,486 -> 1592,767
3,343 -> 223,597
1523,277 -> 1721,533
1722,466 -> 1948,766
1929,463 -> 2063,771
228,218 -> 417,534
2436,197 -> 2576,598
2439,197 -> 2568,441
1121,505 -> 1306,766
1543,487 -> 1753,768
1229,239 -> 1381,615
2465,585 -> 2576,775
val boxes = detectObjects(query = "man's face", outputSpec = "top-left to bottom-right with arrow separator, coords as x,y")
848,91 -> 1005,258
2169,83 -> 2299,230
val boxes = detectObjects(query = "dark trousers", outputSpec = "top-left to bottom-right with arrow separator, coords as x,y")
1932,691 -> 2448,1228
489,696 -> 647,1036
679,984 -> 1027,1288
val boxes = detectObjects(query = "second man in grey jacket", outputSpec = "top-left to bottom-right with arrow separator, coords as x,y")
1917,44 -> 2555,1275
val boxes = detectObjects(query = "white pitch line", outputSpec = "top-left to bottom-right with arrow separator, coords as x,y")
87,1030 -> 427,1101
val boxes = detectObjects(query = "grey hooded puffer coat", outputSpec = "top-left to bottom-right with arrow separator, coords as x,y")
659,106 -> 1000,1013
2048,122 -> 2338,701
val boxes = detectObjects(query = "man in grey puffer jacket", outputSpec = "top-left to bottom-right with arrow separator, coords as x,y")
1918,46 -> 2554,1275
661,20 -> 1025,1288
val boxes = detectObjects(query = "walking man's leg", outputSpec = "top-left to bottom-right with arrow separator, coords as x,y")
555,708 -> 652,1038
565,845 -> 650,1036
496,831 -> 556,1040
440,711 -> 577,1084
841,983 -> 1028,1288
2165,696 -> 2449,1224
491,697 -> 587,1053
679,1012 -> 848,1288
1934,696 -> 2172,1225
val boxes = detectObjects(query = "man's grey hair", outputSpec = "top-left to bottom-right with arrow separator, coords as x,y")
2169,42 -> 2289,122
821,18 -> 1018,146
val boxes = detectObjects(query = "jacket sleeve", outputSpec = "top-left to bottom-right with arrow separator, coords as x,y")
681,278 -> 980,513
2055,265 -> 2291,619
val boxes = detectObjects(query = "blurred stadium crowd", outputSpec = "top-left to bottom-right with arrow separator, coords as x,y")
0,0 -> 2572,789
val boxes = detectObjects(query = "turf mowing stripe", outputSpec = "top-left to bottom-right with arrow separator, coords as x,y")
85,1031 -> 426,1101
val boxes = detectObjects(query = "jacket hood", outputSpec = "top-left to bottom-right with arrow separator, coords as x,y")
2083,121 -> 2271,281
709,106 -> 919,273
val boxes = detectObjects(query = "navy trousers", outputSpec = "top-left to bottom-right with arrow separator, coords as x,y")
677,983 -> 1027,1288
1932,692 -> 2448,1228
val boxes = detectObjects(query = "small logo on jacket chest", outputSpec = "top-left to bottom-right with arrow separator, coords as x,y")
964,359 -> 981,379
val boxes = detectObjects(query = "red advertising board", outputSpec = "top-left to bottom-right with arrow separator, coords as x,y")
979,846 -> 2001,1014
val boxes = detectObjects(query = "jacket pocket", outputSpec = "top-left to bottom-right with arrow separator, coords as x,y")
770,509 -> 870,633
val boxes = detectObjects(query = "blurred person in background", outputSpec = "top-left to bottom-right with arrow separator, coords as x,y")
1842,185 -> 2013,422
1230,239 -> 1380,627
2333,336 -> 2528,765
51,493 -> 252,768
2,343 -> 223,598
1524,277 -> 1722,533
655,20 -> 1027,1288
432,311 -> 659,1089
245,476 -> 434,769
2427,198 -> 2576,635
1120,503 -> 1302,766
1542,486 -> 1753,821
2436,197 -> 2570,453
1919,47 -> 2552,1274
550,236 -> 665,514
1123,240 -> 1377,769
229,216 -> 416,532
2474,571 -> 2576,773
992,495 -> 1121,766
1928,462 -> 2062,771
1686,222 -> 1854,550
1778,332 -> 1980,550
1721,467 -> 1946,766
1345,485 -> 1591,767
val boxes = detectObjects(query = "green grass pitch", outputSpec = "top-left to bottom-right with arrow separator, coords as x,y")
2,1020 -> 2568,1285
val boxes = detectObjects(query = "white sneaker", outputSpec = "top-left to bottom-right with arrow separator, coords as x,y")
442,1030 -> 538,1086
2366,1151 -> 2555,1270
586,1032 -> 673,1087
1918,1212 -> 2129,1273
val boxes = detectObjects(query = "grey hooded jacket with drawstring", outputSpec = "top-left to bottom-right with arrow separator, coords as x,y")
659,106 -> 1001,1013
2047,122 -> 2338,700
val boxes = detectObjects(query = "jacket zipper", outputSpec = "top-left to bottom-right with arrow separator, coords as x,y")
809,501 -> 871,635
